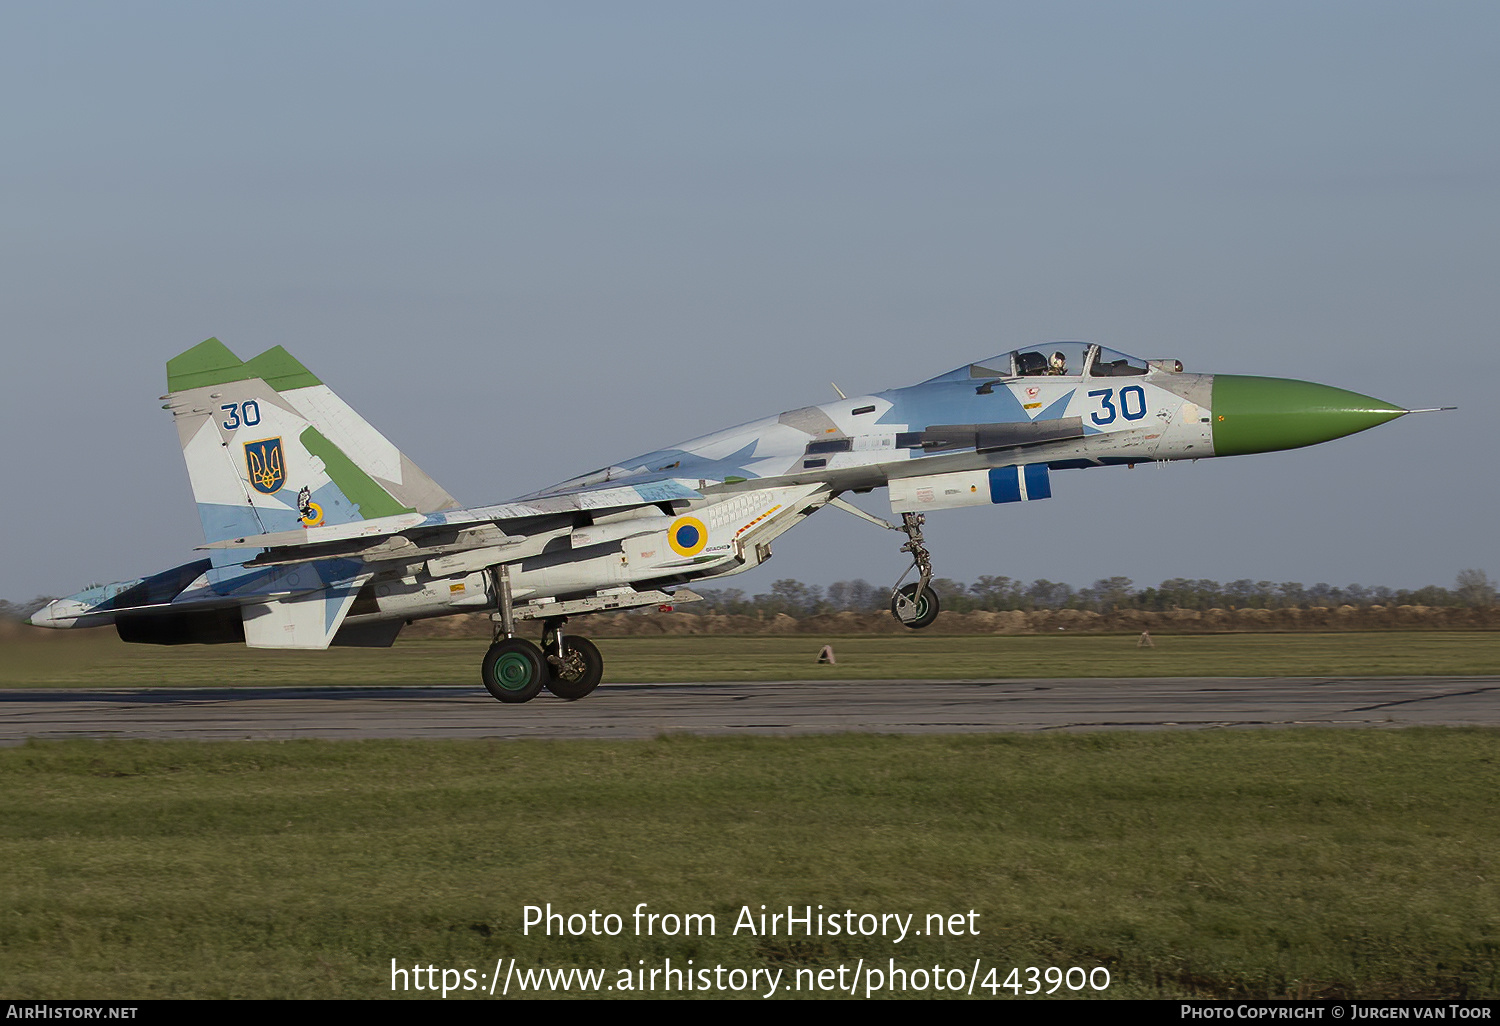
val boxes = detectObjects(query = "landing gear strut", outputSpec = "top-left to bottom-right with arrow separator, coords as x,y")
889,512 -> 940,629
825,499 -> 944,630
481,565 -> 606,703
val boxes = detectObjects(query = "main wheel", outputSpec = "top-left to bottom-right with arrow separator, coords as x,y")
481,639 -> 547,703
891,582 -> 941,629
545,636 -> 604,701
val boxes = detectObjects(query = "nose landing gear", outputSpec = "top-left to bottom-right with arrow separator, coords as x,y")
889,512 -> 940,629
825,499 -> 942,630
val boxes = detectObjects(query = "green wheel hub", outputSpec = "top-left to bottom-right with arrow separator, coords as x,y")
491,652 -> 536,691
481,639 -> 546,703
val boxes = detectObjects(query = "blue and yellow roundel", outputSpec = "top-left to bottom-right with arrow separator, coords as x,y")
667,516 -> 708,557
299,501 -> 325,528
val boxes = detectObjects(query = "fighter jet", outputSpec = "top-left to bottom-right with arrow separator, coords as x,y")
29,338 -> 1432,703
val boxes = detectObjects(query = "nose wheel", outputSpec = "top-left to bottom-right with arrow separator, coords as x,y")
891,581 -> 940,629
825,500 -> 943,631
889,512 -> 940,629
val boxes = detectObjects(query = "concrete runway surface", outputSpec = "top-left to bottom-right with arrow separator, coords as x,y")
2,676 -> 1498,743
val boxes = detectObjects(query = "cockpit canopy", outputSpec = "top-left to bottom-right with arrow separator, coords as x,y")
963,343 -> 1149,381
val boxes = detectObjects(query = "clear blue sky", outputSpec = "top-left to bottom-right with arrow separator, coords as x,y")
4,1 -> 1496,602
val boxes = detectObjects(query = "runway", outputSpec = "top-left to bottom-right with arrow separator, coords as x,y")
2,676 -> 1498,743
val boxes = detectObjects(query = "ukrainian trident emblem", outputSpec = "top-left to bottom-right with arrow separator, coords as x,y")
244,438 -> 286,494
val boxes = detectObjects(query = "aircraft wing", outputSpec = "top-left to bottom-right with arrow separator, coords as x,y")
196,477 -> 707,565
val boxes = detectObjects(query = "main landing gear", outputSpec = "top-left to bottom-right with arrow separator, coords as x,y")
825,500 -> 942,630
540,620 -> 603,701
481,567 -> 606,704
481,620 -> 605,704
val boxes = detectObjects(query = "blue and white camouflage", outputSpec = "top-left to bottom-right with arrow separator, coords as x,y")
29,337 -> 1422,703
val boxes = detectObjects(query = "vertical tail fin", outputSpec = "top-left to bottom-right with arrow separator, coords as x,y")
163,338 -> 458,561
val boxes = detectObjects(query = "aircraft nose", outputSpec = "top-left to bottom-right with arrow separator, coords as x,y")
1210,375 -> 1407,457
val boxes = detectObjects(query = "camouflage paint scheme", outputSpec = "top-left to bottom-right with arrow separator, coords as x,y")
30,338 -> 1410,683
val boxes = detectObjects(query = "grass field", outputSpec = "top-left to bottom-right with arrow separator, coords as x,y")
2,731 -> 1497,999
4,631 -> 1497,999
3,630 -> 1498,687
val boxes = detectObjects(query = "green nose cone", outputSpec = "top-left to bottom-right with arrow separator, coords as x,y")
1211,375 -> 1406,457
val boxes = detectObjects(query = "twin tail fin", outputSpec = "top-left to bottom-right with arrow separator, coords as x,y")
163,338 -> 460,562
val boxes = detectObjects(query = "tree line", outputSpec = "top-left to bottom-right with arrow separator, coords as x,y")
4,570 -> 1495,624
692,570 -> 1499,618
